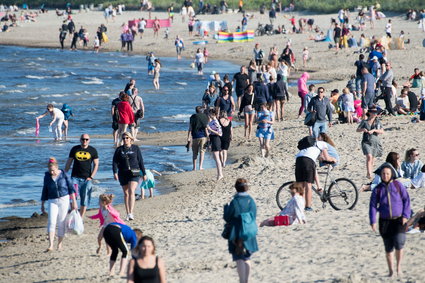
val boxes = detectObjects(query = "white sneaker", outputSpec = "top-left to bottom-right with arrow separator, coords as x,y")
406,228 -> 421,234
125,214 -> 130,221
128,213 -> 134,221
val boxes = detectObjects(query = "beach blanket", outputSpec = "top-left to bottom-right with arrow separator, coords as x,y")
128,19 -> 171,29
217,31 -> 254,43
35,118 -> 39,137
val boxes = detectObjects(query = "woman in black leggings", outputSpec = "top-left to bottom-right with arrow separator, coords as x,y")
103,223 -> 142,276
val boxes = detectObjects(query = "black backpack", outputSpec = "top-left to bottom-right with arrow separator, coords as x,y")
297,136 -> 316,150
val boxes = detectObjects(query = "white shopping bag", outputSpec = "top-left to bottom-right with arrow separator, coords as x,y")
65,210 -> 84,235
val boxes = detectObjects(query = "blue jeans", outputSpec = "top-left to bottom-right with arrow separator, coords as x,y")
355,77 -> 362,96
312,121 -> 328,138
72,177 -> 92,207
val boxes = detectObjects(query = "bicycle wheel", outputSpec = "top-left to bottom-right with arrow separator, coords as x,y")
276,181 -> 294,210
327,178 -> 358,210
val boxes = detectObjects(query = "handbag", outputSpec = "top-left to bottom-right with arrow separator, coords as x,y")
123,148 -> 141,177
304,111 -> 316,126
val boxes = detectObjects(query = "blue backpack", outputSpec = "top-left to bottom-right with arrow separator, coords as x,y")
235,199 -> 257,240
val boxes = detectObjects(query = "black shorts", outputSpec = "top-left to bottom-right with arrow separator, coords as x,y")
112,120 -> 119,130
361,94 -> 374,109
210,135 -> 221,152
379,218 -> 406,252
221,138 -> 230,150
118,171 -> 140,186
295,156 -> 316,183
189,26 -> 194,32
236,88 -> 244,97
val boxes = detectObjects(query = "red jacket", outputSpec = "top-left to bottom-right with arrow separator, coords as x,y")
117,101 -> 135,124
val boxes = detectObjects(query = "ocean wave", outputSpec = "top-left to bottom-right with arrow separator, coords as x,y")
0,85 -> 6,88
41,94 -> 65,97
15,127 -> 36,135
25,75 -> 45,79
16,84 -> 27,88
29,96 -> 39,100
107,60 -> 118,63
91,93 -> 110,97
163,114 -> 191,121
4,89 -> 24,93
0,199 -> 37,209
24,112 -> 38,115
176,82 -> 188,86
148,126 -> 157,130
81,78 -> 104,85
159,162 -> 185,173
52,74 -> 69,78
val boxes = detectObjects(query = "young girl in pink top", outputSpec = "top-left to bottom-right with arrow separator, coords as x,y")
89,194 -> 125,254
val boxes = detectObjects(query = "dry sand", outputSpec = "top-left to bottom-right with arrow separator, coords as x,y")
1,9 -> 425,283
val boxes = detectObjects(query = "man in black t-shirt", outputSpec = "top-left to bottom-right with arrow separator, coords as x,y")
333,23 -> 342,50
65,134 -> 99,217
232,65 -> 249,110
354,54 -> 367,95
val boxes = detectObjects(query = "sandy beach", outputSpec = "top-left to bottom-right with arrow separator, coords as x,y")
1,8 -> 425,283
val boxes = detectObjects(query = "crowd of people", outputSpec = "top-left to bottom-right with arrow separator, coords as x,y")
27,3 -> 425,282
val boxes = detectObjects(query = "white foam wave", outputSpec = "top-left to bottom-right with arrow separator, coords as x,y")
16,84 -> 27,88
91,93 -> 110,97
107,60 -> 118,63
41,94 -> 65,97
163,114 -> 191,121
24,112 -> 38,115
81,78 -> 104,85
25,75 -> 45,79
70,72 -> 77,75
0,85 -> 6,88
29,96 -> 39,100
159,162 -> 185,173
0,200 -> 37,209
16,127 -> 36,135
52,74 -> 69,78
148,126 -> 157,130
176,82 -> 188,86
4,89 -> 24,93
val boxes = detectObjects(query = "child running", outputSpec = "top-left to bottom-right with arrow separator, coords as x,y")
139,169 -> 162,199
89,194 -> 125,255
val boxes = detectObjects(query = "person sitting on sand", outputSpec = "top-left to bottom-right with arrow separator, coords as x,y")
369,165 -> 411,278
360,152 -> 410,192
260,182 -> 306,227
401,148 -> 423,180
405,208 -> 425,233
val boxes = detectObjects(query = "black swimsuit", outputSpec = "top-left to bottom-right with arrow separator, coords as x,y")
134,256 -> 160,283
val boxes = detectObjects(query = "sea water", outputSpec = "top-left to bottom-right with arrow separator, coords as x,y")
0,45 -> 239,218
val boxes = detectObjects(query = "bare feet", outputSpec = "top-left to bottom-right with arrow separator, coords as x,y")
57,243 -> 63,251
199,167 -> 204,170
388,270 -> 394,277
217,175 -> 224,181
45,247 -> 53,252
96,247 -> 101,254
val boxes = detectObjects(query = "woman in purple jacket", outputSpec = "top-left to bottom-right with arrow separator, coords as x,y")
369,164 -> 411,277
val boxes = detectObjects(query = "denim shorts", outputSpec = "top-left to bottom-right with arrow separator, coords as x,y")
72,177 -> 92,207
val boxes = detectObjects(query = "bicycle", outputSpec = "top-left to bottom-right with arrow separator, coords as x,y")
276,161 -> 359,210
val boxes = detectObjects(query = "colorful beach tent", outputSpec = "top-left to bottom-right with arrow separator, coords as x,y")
217,31 -> 254,43
128,19 -> 171,29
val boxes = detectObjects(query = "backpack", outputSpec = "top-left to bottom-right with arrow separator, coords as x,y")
235,199 -> 257,241
297,136 -> 316,150
258,49 -> 264,59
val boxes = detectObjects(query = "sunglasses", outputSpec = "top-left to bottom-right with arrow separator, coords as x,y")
81,138 -> 89,141
414,153 -> 420,157
122,137 -> 130,140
